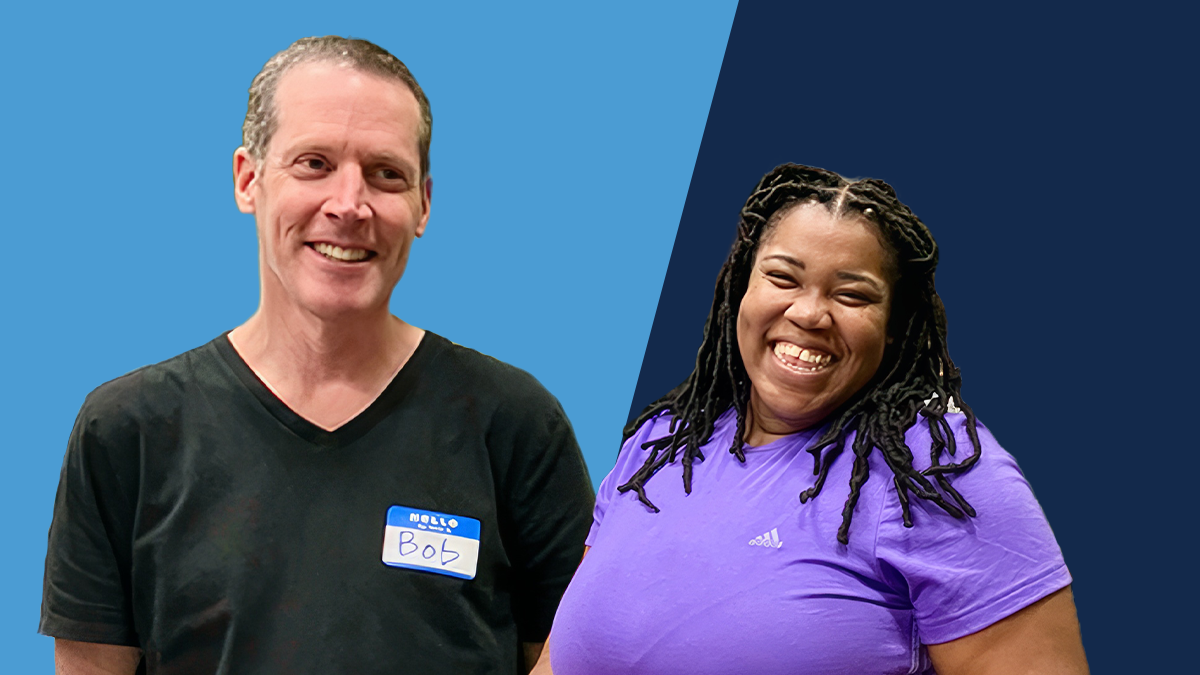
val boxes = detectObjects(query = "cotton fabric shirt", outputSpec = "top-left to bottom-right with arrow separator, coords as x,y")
550,409 -> 1070,675
41,332 -> 595,675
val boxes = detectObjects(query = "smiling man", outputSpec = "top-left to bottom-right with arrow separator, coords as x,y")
40,37 -> 594,675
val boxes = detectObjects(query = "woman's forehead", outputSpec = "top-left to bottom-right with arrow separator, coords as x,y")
759,203 -> 873,249
755,204 -> 896,281
766,202 -> 894,261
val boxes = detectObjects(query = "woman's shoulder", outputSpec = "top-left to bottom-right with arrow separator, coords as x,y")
899,412 -> 1025,489
598,409 -> 737,495
621,407 -> 737,457
875,411 -> 1071,643
608,412 -> 683,481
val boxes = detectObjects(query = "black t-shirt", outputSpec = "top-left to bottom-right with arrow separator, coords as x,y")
41,332 -> 595,674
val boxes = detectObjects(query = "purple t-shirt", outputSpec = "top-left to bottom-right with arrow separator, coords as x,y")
550,410 -> 1070,675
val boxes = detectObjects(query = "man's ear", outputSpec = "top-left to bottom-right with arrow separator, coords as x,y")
415,175 -> 433,238
233,147 -> 259,214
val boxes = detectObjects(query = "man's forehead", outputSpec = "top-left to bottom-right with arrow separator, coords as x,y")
270,61 -> 422,157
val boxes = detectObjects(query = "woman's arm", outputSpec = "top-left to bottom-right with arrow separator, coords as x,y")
926,586 -> 1088,675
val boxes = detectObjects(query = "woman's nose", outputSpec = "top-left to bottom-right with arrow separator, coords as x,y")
784,291 -> 833,330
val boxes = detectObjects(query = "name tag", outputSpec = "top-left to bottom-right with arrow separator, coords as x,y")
381,505 -> 481,579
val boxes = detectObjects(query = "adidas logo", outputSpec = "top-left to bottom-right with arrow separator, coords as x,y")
749,528 -> 782,548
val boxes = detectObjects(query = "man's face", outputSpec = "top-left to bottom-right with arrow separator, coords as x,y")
234,61 -> 431,320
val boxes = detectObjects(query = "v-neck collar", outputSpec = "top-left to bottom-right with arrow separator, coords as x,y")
214,330 -> 440,449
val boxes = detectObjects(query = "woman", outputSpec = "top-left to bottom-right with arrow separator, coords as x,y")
545,164 -> 1087,674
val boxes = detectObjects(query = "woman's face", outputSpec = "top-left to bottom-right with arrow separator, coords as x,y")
736,204 -> 893,444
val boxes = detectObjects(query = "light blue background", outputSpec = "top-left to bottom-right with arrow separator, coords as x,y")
1,1 -> 736,667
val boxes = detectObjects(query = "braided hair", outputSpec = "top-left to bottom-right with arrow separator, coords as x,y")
619,163 -> 981,544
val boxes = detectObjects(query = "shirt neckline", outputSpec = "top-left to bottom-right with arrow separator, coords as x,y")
740,427 -> 824,453
731,409 -> 828,454
213,330 -> 442,449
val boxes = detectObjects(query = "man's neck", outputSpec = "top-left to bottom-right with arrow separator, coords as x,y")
228,306 -> 424,431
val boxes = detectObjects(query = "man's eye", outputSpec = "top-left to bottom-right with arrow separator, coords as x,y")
294,157 -> 329,173
369,168 -> 410,191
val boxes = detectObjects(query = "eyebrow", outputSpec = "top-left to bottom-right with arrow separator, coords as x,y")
836,271 -> 885,291
365,151 -> 416,169
762,254 -> 885,291
763,254 -> 804,269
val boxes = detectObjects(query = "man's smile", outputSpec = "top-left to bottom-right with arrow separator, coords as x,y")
309,242 -> 375,262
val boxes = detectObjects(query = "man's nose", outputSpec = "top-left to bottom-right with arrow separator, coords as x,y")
783,290 -> 833,330
324,167 -> 372,223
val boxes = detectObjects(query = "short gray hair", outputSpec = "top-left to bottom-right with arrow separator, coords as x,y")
242,36 -> 432,178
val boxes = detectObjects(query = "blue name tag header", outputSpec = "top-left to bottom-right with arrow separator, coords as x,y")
386,505 -> 481,539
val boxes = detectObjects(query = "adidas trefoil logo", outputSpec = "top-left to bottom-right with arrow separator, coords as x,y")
749,528 -> 782,548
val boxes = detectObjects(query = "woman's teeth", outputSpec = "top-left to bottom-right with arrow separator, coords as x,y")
773,342 -> 832,371
314,242 -> 369,262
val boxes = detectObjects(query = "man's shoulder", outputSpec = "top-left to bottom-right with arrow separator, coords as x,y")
78,336 -> 226,425
422,332 -> 557,406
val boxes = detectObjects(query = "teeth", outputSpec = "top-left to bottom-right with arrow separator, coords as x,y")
772,342 -> 833,370
314,242 -> 369,262
778,343 -> 801,357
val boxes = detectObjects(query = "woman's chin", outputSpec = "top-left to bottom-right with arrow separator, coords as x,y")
748,385 -> 839,437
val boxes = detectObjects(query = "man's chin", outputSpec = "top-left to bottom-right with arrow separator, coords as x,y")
280,289 -> 393,323
311,300 -> 390,321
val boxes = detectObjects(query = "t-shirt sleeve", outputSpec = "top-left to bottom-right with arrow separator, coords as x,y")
873,415 -> 1072,645
585,414 -> 666,547
492,380 -> 596,643
40,386 -> 142,646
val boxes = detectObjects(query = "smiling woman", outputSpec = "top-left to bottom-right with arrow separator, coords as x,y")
546,164 -> 1089,675
736,204 -> 894,447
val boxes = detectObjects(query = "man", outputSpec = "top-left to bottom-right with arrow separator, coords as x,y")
41,36 -> 594,674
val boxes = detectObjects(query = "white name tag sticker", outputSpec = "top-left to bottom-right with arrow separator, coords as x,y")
382,506 -> 481,580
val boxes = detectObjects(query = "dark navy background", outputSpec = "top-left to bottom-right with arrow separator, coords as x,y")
630,2 -> 1196,671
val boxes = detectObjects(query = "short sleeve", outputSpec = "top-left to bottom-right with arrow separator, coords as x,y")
491,381 -> 596,643
40,388 -> 142,646
873,415 -> 1072,644
585,414 -> 669,547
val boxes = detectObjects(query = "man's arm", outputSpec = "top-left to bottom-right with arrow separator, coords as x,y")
43,386 -> 145,668
524,547 -> 587,675
521,642 -> 546,675
491,375 -> 594,660
926,586 -> 1088,675
55,639 -> 141,675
